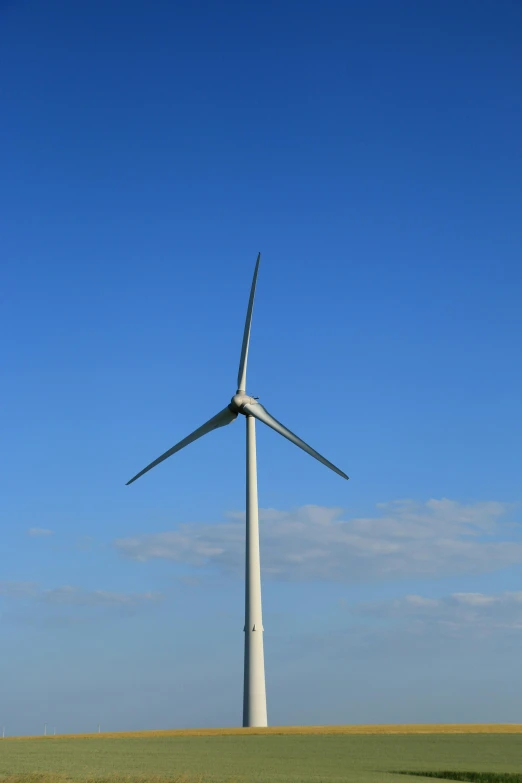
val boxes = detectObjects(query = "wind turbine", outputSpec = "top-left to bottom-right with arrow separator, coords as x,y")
126,253 -> 348,727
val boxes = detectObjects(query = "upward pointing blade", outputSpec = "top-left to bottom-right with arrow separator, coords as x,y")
126,406 -> 237,485
242,402 -> 349,480
237,253 -> 261,392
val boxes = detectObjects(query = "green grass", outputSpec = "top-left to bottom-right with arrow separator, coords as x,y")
1,733 -> 522,783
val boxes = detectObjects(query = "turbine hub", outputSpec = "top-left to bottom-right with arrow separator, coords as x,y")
230,392 -> 257,413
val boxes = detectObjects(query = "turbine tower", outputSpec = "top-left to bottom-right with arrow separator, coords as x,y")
126,254 -> 348,727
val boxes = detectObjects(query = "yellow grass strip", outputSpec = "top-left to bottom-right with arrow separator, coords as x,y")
5,724 -> 522,740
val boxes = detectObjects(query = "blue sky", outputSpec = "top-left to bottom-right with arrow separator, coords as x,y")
1,0 -> 521,735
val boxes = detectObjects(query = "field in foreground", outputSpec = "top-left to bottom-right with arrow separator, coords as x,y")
1,731 -> 522,783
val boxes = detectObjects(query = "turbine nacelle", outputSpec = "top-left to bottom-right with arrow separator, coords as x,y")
230,392 -> 258,414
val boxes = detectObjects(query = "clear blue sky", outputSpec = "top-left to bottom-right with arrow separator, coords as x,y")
1,0 -> 521,735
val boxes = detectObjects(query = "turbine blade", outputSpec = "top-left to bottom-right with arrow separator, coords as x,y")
237,253 -> 261,392
242,402 -> 349,480
126,406 -> 237,485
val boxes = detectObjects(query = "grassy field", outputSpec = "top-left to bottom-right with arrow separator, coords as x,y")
6,725 -> 522,740
1,728 -> 522,783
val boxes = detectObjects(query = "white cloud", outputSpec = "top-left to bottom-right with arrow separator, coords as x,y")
27,527 -> 53,537
354,590 -> 522,636
403,595 -> 440,608
114,499 -> 521,583
0,581 -> 161,609
451,592 -> 497,606
41,586 -> 162,608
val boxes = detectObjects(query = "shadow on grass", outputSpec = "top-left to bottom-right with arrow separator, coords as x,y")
395,773 -> 522,783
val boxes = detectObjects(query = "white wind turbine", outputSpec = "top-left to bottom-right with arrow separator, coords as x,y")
126,254 -> 348,727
